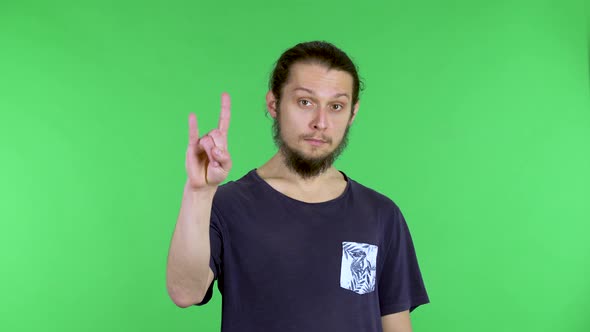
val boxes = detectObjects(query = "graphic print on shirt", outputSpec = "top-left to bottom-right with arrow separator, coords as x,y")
340,241 -> 378,295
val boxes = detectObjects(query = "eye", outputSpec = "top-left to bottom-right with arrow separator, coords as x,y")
298,99 -> 313,107
331,104 -> 344,111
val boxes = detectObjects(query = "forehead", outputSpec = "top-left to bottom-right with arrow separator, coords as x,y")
284,62 -> 353,97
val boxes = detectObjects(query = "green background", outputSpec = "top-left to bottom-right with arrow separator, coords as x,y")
1,0 -> 588,331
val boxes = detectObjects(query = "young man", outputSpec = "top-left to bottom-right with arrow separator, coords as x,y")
166,41 -> 429,332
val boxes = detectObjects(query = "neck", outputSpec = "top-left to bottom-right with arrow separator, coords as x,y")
257,152 -> 342,187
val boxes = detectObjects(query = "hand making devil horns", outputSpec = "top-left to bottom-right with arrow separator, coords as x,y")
185,92 -> 232,191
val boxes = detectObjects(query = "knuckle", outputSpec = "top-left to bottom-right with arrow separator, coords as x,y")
200,136 -> 212,146
210,129 -> 222,139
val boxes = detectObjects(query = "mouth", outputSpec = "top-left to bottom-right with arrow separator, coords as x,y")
304,138 -> 328,147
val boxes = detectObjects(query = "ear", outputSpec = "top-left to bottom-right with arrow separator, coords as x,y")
349,101 -> 360,125
266,91 -> 278,118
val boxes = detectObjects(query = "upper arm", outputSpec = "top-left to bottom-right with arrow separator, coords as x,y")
193,204 -> 223,306
205,267 -> 214,292
193,267 -> 215,306
378,206 -> 430,315
381,310 -> 412,332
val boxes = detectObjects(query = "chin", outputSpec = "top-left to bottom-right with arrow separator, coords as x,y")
302,146 -> 333,158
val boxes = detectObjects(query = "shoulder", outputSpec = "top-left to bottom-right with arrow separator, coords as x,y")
216,170 -> 258,194
346,174 -> 401,214
212,169 -> 264,209
344,175 -> 411,249
344,173 -> 408,237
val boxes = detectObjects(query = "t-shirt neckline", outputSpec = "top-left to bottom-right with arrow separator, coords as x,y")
248,168 -> 351,206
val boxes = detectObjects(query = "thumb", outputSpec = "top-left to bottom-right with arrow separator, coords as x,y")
212,147 -> 232,170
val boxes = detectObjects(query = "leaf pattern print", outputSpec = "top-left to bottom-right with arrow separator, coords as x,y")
340,242 -> 378,295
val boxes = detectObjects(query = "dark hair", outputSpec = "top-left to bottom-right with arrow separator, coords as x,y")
269,41 -> 363,108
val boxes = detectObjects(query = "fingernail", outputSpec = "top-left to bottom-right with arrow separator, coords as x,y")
214,148 -> 222,156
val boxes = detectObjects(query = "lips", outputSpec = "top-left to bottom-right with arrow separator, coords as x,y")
304,138 -> 328,146
305,138 -> 326,143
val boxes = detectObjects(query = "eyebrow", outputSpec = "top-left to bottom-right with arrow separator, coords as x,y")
293,87 -> 350,100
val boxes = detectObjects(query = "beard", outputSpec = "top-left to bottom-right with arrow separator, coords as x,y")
272,109 -> 351,179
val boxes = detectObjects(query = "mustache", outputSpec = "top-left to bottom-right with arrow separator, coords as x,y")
300,134 -> 332,144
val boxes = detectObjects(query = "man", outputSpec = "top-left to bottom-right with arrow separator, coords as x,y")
166,41 -> 429,332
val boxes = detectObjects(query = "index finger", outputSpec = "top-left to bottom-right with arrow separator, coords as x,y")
218,92 -> 231,134
188,113 -> 199,146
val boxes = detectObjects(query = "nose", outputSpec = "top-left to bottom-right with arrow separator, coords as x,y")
311,107 -> 328,130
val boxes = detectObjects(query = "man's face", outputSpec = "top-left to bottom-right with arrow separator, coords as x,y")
268,62 -> 359,178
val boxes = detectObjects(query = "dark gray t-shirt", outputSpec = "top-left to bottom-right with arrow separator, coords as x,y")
197,169 -> 429,331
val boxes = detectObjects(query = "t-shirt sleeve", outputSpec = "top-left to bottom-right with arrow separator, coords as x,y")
194,204 -> 224,306
378,205 -> 430,315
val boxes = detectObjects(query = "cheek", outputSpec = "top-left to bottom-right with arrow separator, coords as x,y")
278,115 -> 300,137
332,115 -> 351,130
335,116 -> 350,127
281,112 -> 307,129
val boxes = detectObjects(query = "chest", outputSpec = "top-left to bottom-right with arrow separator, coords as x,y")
222,200 -> 385,279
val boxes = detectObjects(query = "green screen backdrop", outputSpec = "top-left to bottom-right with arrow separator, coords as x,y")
1,0 -> 589,331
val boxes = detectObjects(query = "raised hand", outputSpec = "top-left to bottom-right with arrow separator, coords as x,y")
185,93 -> 232,191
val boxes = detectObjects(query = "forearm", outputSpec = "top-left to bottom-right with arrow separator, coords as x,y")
382,310 -> 412,332
166,181 -> 216,307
